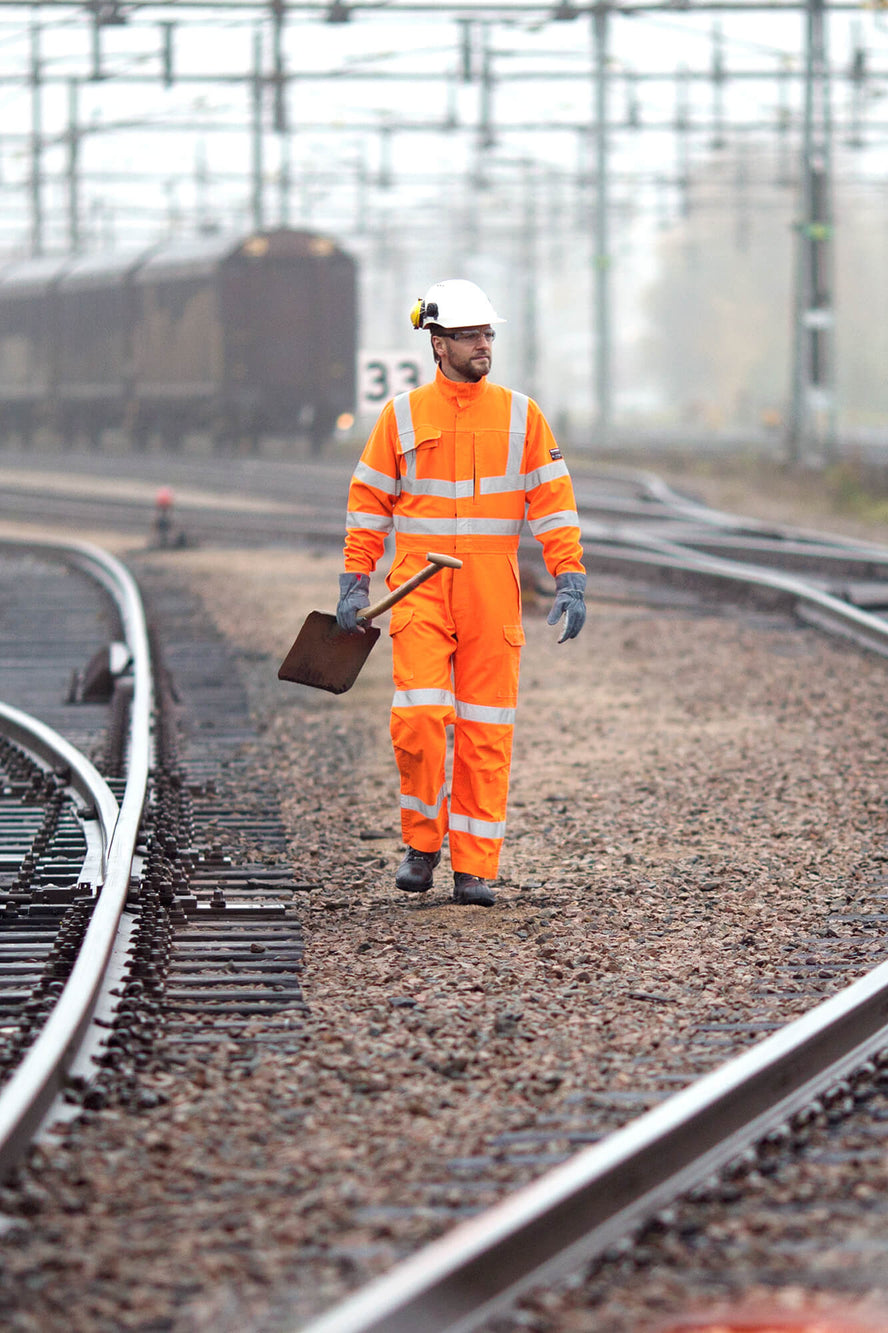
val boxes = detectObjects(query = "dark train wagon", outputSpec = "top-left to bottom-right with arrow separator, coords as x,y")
0,256 -> 69,444
0,227 -> 357,452
55,249 -> 145,446
130,228 -> 357,451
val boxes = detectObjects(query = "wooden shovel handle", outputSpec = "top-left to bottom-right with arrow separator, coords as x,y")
358,551 -> 462,623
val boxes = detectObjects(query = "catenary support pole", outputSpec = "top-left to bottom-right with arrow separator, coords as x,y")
251,24 -> 264,229
66,78 -> 81,253
29,17 -> 43,256
786,0 -> 836,462
592,4 -> 611,449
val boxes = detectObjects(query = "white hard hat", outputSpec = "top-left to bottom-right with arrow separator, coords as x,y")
410,279 -> 505,331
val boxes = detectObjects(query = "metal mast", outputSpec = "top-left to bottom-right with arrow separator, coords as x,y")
786,0 -> 836,461
592,3 -> 611,448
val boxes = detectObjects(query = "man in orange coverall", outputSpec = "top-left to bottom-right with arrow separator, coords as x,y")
337,279 -> 586,907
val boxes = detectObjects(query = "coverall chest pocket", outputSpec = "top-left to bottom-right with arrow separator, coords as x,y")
399,431 -> 441,487
472,430 -> 514,496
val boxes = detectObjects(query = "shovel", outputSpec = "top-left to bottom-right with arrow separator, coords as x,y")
278,551 -> 462,695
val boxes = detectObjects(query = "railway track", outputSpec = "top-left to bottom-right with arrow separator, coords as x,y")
0,539 -> 152,1171
0,541 -> 309,1161
2,453 -> 888,1330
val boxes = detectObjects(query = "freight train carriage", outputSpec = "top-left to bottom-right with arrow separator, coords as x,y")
0,228 -> 357,452
0,255 -> 71,444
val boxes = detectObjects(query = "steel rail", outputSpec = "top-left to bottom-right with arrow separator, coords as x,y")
581,527 -> 888,658
573,463 -> 888,650
0,703 -> 119,886
641,530 -> 888,579
574,502 -> 888,576
0,706 -> 120,1174
0,537 -> 153,1178
584,463 -> 888,555
299,957 -> 888,1333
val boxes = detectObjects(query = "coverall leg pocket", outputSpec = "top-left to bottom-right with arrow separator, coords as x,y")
389,598 -> 456,854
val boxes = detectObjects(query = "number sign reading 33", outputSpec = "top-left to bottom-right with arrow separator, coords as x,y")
358,351 -> 425,412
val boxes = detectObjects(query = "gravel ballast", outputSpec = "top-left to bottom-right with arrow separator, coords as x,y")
1,470 -> 888,1331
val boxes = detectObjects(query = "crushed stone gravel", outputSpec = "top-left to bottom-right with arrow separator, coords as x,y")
1,467 -> 888,1332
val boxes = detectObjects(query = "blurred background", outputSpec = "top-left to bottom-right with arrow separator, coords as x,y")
0,0 -> 886,457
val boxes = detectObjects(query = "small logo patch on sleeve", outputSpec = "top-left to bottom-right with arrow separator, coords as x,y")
549,447 -> 563,460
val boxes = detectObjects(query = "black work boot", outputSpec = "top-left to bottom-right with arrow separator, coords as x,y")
453,872 -> 496,907
395,847 -> 441,894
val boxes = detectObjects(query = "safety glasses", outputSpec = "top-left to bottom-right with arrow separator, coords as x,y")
444,327 -> 496,343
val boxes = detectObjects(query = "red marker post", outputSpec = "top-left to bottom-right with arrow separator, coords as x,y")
153,486 -> 174,547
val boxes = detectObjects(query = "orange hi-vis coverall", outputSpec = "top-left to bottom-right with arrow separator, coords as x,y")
344,367 -> 584,880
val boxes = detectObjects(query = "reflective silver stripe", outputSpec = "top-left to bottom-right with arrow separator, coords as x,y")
455,699 -> 516,725
524,459 -> 570,490
393,693 -> 515,724
528,509 -> 580,536
508,391 -> 529,476
404,476 -> 473,500
401,786 -> 447,820
392,688 -> 455,710
395,391 -> 419,492
393,392 -> 415,455
480,472 -> 523,496
347,510 -> 393,532
402,447 -> 417,491
457,516 -> 523,536
393,515 -> 523,536
353,459 -> 400,496
450,811 -> 507,839
393,516 -> 457,535
479,390 -> 529,496
393,398 -> 449,495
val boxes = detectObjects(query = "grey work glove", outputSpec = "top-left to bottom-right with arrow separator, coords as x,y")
336,572 -> 371,632
546,571 -> 587,643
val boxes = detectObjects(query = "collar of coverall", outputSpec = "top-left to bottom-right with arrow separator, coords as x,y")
434,364 -> 489,407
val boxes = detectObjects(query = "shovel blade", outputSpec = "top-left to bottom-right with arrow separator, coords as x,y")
277,610 -> 381,695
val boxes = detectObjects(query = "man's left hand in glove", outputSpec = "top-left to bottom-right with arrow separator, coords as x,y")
546,571 -> 586,643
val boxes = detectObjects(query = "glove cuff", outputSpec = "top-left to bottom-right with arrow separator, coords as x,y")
554,571 -> 586,594
339,572 -> 370,593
